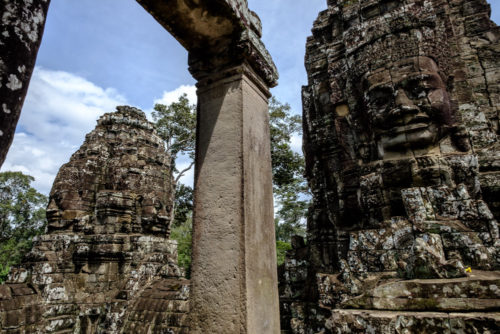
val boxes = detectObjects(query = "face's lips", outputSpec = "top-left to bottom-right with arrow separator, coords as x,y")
380,122 -> 437,151
407,112 -> 430,125
387,122 -> 429,135
380,110 -> 431,135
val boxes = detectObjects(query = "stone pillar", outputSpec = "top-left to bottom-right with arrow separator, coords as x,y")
0,0 -> 51,167
133,2 -> 280,331
189,63 -> 280,333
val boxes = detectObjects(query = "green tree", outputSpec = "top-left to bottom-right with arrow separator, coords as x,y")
173,183 -> 193,228
269,97 -> 309,242
0,171 -> 47,282
152,93 -> 196,184
170,216 -> 193,278
153,94 -> 196,275
276,240 -> 292,266
154,95 -> 309,270
153,93 -> 196,226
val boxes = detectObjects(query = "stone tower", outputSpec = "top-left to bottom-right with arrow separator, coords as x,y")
280,0 -> 500,332
0,107 -> 189,333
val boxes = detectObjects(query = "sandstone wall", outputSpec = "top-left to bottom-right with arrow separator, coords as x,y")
280,0 -> 500,332
0,107 -> 189,333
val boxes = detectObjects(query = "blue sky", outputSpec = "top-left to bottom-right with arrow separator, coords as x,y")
34,0 -> 329,112
2,0 -> 499,194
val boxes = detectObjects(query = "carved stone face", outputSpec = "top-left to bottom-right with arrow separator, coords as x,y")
46,197 -> 62,227
141,195 -> 170,234
362,56 -> 452,157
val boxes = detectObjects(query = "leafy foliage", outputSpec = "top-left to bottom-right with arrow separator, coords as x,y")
269,97 -> 310,242
170,216 -> 192,278
269,97 -> 303,189
173,184 -> 193,228
276,240 -> 292,266
169,183 -> 194,276
0,171 -> 47,282
152,93 -> 196,182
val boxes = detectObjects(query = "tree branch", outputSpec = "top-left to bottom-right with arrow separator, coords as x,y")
175,161 -> 195,183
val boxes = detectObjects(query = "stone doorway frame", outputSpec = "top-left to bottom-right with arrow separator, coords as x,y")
0,1 -> 280,333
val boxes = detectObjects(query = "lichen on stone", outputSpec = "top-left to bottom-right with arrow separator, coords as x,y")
279,0 -> 500,332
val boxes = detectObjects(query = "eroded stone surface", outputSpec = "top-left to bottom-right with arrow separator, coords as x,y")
280,0 -> 500,332
189,63 -> 280,334
136,0 -> 278,87
326,309 -> 500,334
0,107 -> 188,333
0,0 -> 50,167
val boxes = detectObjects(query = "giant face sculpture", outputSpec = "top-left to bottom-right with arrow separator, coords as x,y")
362,56 -> 453,158
140,194 -> 170,234
302,0 -> 499,281
326,56 -> 458,229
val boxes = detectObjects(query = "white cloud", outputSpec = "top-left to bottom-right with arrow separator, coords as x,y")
153,84 -> 197,106
142,85 -> 197,122
21,68 -> 127,142
1,67 -> 127,195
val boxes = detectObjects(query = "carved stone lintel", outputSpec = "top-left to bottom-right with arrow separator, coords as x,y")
237,29 -> 278,87
188,30 -> 278,88
137,0 -> 278,88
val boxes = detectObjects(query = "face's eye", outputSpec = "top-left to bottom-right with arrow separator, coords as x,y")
407,85 -> 428,100
367,87 -> 392,109
402,78 -> 432,100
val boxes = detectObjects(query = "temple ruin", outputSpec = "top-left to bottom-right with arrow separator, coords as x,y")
279,0 -> 500,332
1,0 -> 280,333
1,0 -> 500,333
1,107 -> 189,332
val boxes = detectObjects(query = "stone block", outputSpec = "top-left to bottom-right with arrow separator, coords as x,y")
4,309 -> 24,328
442,232 -> 486,249
349,229 -> 395,251
0,286 -> 12,301
449,313 -> 500,333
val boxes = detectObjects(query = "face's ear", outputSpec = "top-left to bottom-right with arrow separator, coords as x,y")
445,74 -> 454,93
450,124 -> 471,152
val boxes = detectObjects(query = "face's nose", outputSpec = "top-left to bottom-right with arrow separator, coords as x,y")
46,198 -> 61,220
395,88 -> 418,110
387,88 -> 424,125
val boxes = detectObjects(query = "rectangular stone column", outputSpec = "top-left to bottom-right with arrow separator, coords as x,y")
189,63 -> 280,333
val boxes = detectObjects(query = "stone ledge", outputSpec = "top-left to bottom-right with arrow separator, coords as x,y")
341,270 -> 500,311
326,309 -> 500,334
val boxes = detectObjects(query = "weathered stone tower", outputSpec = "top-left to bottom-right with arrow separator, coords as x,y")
280,0 -> 500,332
0,107 -> 189,333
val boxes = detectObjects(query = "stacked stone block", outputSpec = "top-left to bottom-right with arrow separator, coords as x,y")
280,0 -> 500,332
0,107 -> 189,333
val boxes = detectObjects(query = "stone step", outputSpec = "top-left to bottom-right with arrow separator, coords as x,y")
345,296 -> 500,312
122,278 -> 190,332
342,270 -> 500,311
328,309 -> 500,333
